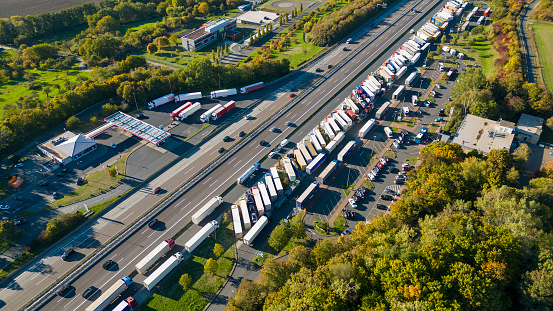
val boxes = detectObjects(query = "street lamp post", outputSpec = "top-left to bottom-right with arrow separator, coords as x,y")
133,92 -> 139,112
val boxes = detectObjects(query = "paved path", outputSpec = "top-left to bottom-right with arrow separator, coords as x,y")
519,0 -> 540,84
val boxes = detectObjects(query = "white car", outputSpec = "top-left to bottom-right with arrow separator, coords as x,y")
269,152 -> 277,158
15,163 -> 24,168
348,198 -> 357,209
0,205 -> 11,210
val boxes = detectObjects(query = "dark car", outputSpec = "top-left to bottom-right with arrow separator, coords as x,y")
82,286 -> 96,299
384,188 -> 396,195
316,68 -> 323,72
53,191 -> 59,199
56,172 -> 64,177
16,195 -> 24,201
136,113 -> 145,119
223,136 -> 230,142
376,203 -> 388,210
238,131 -> 245,137
394,179 -> 405,184
260,140 -> 266,146
102,259 -> 115,270
40,181 -> 49,186
61,248 -> 75,260
327,64 -> 333,69
61,168 -> 70,173
380,194 -> 394,201
56,284 -> 69,296
14,219 -> 27,226
148,219 -> 158,228
76,177 -> 84,186
153,187 -> 162,194
218,147 -> 225,153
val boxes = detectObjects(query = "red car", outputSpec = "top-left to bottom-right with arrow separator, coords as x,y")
153,187 -> 162,194
288,93 -> 295,98
377,162 -> 384,169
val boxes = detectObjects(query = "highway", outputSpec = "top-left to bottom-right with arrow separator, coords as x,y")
1,0 -> 443,309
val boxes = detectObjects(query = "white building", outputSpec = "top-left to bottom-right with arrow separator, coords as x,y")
452,114 -> 515,154
39,131 -> 98,165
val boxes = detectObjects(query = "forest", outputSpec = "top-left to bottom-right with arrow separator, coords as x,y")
226,142 -> 553,311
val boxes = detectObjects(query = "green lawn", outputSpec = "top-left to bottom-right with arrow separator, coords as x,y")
143,215 -> 236,311
333,216 -> 346,232
532,23 -> 553,94
121,17 -> 164,36
448,36 -> 499,78
27,26 -> 87,46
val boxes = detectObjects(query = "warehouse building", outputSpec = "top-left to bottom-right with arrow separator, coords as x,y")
515,113 -> 544,144
179,17 -> 239,51
236,10 -> 279,25
452,114 -> 515,154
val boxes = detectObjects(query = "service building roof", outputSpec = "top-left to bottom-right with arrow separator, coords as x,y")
104,111 -> 171,145
517,113 -> 543,135
452,114 -> 514,154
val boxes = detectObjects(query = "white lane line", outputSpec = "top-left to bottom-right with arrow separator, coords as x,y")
120,212 -> 133,222
183,167 -> 195,175
202,176 -> 213,184
180,202 -> 191,211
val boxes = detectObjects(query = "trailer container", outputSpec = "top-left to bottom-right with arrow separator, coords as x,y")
258,181 -> 272,211
483,7 -> 490,16
239,199 -> 252,230
237,162 -> 260,185
239,82 -> 264,94
178,102 -> 201,121
379,67 -> 394,82
404,41 -> 419,52
359,118 -> 377,137
333,113 -> 349,131
297,143 -> 313,164
432,15 -> 446,26
136,239 -> 175,274
345,98 -> 359,113
283,158 -> 296,182
416,31 -> 430,42
269,166 -> 279,180
396,66 -> 408,79
175,92 -> 202,102
294,149 -> 308,171
382,65 -> 396,79
392,85 -> 406,100
210,88 -> 237,99
322,121 -> 335,139
304,140 -> 318,157
465,11 -> 474,21
368,75 -> 382,88
405,71 -> 420,86
309,134 -> 323,153
425,22 -> 440,32
191,196 -> 223,225
313,128 -> 327,147
477,16 -> 484,25
363,80 -> 379,95
316,160 -> 339,184
401,44 -> 416,56
346,110 -> 357,121
385,62 -> 396,73
85,277 -> 133,311
327,117 -> 341,133
421,43 -> 431,52
411,52 -> 421,64
171,102 -> 193,120
306,153 -> 327,175
296,181 -> 320,208
461,20 -> 470,31
147,94 -> 175,110
361,85 -> 376,102
395,52 -> 410,64
211,106 -> 226,120
223,100 -> 236,111
264,174 -> 278,201
392,54 -> 405,66
251,186 -> 265,216
200,105 -> 221,123
439,21 -> 449,31
337,140 -> 357,162
231,205 -> 243,238
388,59 -> 400,71
333,131 -> 345,145
325,140 -> 337,153
412,35 -> 426,46
243,216 -> 268,246
112,297 -> 137,311
337,110 -> 353,126
407,39 -> 421,49
143,253 -> 184,291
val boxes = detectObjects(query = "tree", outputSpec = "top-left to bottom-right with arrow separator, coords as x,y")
467,37 -> 476,46
65,116 -> 81,131
427,51 -> 435,59
220,3 -> 225,11
452,33 -> 459,45
156,36 -> 170,49
108,166 -> 117,177
224,42 -> 228,54
172,0 -> 185,6
198,2 -> 210,15
546,116 -> 553,129
213,243 -> 224,257
441,34 -> 447,45
300,2 -> 303,11
96,16 -> 119,33
463,30 -> 469,39
486,149 -> 513,173
169,34 -> 179,45
268,220 -> 291,251
43,86 -> 52,98
179,273 -> 192,290
436,45 -> 442,55
204,258 -> 218,274
0,220 -> 17,240
512,143 -> 531,170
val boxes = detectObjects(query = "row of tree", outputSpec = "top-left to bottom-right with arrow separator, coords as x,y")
226,141 -> 553,310
531,0 -> 553,21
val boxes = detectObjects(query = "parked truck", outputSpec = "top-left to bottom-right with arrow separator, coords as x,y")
85,277 -> 133,311
264,173 -> 278,202
185,220 -> 219,252
396,66 -> 408,79
210,88 -> 237,99
243,215 -> 268,246
251,186 -> 265,216
313,128 -> 327,147
143,253 -> 185,291
283,158 -> 296,182
376,101 -> 391,119
359,118 -> 377,137
405,71 -> 420,86
237,162 -> 260,185
171,102 -> 193,120
322,121 -> 335,139
239,199 -> 252,230
200,105 -> 221,123
337,140 -> 357,162
240,82 -> 264,94
258,181 -> 272,211
211,106 -> 226,120
306,153 -> 327,175
135,239 -> 175,274
178,102 -> 201,121
231,205 -> 243,238
148,94 -> 175,110
316,160 -> 339,184
175,92 -> 202,102
192,196 -> 223,225
112,297 -> 137,311
309,134 -> 323,153
296,181 -> 319,208
345,97 -> 359,113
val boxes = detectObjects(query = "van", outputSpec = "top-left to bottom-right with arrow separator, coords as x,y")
280,139 -> 289,147
412,95 -> 418,106
402,107 -> 410,116
384,127 -> 394,138
61,248 -> 75,260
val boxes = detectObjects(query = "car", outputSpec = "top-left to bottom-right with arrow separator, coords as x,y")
153,186 -> 162,194
53,192 -> 59,199
61,248 -> 75,260
402,163 -> 412,168
16,195 -> 24,201
251,213 -> 258,223
396,176 -> 407,182
260,140 -> 267,146
40,181 -> 49,186
435,117 -> 444,122
376,203 -> 388,210
56,172 -> 64,177
111,143 -> 117,148
244,114 -> 251,120
327,64 -> 333,69
136,113 -> 145,119
402,166 -> 412,172
76,177 -> 84,186
274,146 -> 283,154
410,28 -> 415,34
223,136 -> 230,142
238,131 -> 245,137
102,259 -> 114,270
14,219 -> 27,226
148,219 -> 159,228
346,38 -> 352,43
439,108 -> 446,116
340,228 -> 353,236
351,195 -> 360,203
288,93 -> 295,98
82,286 -> 96,299
269,152 -> 276,158
384,189 -> 396,195
448,97 -> 452,101
394,179 -> 405,184
285,121 -> 292,126
270,127 -> 277,132
15,163 -> 24,168
316,68 -> 323,72
424,100 -> 431,107
429,91 -> 436,97
377,162 -> 384,169
62,168 -> 70,173
380,194 -> 394,201
348,198 -> 357,209
218,147 -> 225,153
343,46 -> 349,51
56,284 -> 69,296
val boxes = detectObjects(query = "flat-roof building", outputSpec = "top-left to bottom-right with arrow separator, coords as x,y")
179,17 -> 238,51
515,113 -> 543,144
39,131 -> 98,165
236,10 -> 279,25
452,114 -> 515,154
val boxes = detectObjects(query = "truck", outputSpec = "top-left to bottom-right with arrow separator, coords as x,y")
359,118 -> 377,137
200,105 -> 221,123
283,158 -> 296,182
396,66 -> 408,79
191,196 -> 223,225
143,253 -> 185,291
345,97 -> 359,113
171,102 -> 193,120
333,131 -> 345,145
135,239 -> 175,274
148,94 -> 175,110
178,102 -> 201,121
316,160 -> 339,184
240,82 -> 264,94
264,174 -> 278,201
239,199 -> 252,230
210,88 -> 237,99
258,181 -> 272,211
294,149 -> 308,171
408,39 -> 421,49
211,106 -> 226,120
112,297 -> 137,311
273,175 -> 284,196
392,85 -> 406,100
296,181 -> 319,208
379,67 -> 394,82
231,205 -> 243,238
368,75 -> 382,88
333,113 -> 349,131
411,35 -> 425,46
313,128 -> 327,147
337,109 -> 353,126
306,153 -> 327,175
304,140 -> 318,157
421,43 -> 431,53
322,121 -> 335,139
361,85 -> 376,102
327,116 -> 341,133
298,143 -> 313,164
251,186 -> 265,216
243,215 -> 268,246
175,92 -> 202,102
309,134 -> 323,153
345,110 -> 357,121
376,101 -> 391,119
337,140 -> 357,162
223,100 -> 236,112
381,66 -> 396,81
411,52 -> 421,64
85,277 -> 133,311
237,162 -> 260,185
405,71 -> 420,86
325,140 -> 337,153
269,166 -> 279,180
185,220 -> 219,252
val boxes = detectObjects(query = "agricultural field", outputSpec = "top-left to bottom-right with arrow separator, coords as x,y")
532,23 -> 553,93
0,0 -> 101,19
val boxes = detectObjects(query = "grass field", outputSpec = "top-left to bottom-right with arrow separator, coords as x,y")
259,0 -> 310,12
532,23 -> 553,94
27,26 -> 87,46
142,214 -> 236,311
0,0 -> 101,19
448,36 -> 499,77
121,17 -> 164,35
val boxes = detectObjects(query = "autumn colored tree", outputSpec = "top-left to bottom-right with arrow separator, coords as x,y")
198,2 -> 210,15
65,116 -> 82,131
179,273 -> 192,290
213,243 -> 224,257
147,43 -> 158,54
204,258 -> 218,274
